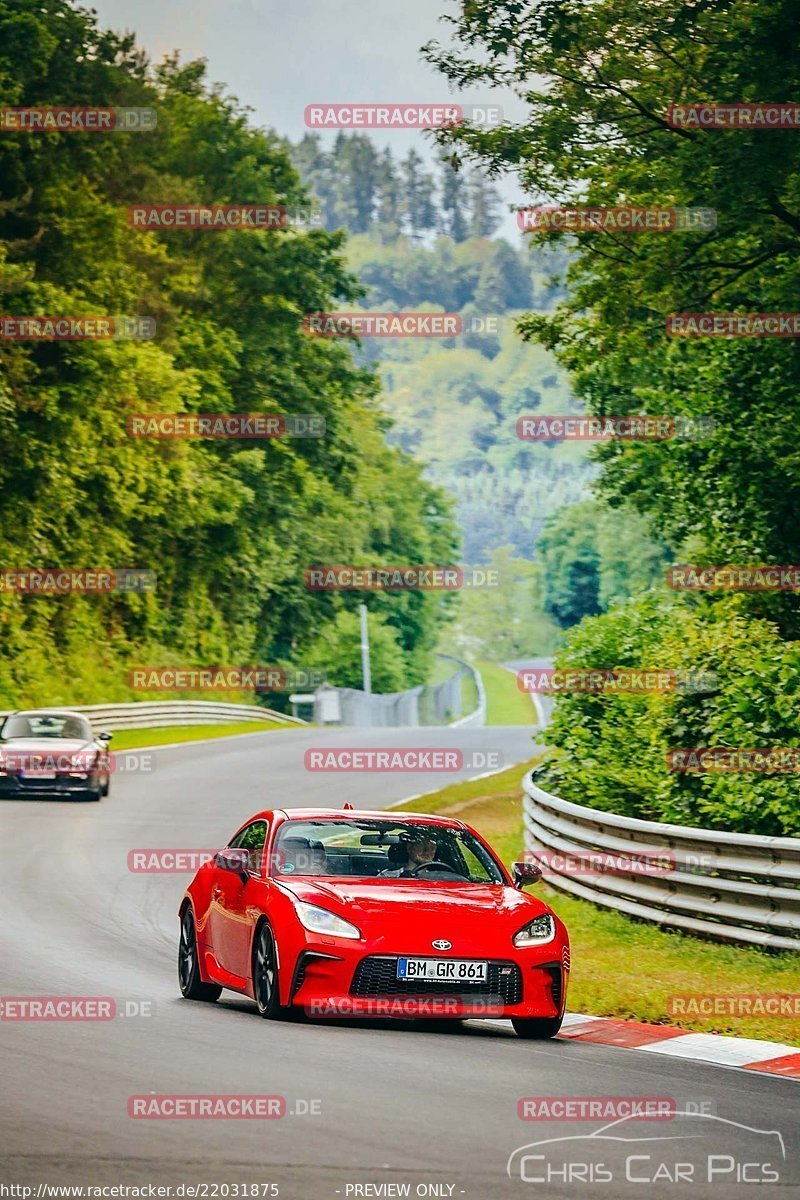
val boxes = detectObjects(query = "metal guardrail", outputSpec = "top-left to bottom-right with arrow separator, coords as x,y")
523,769 -> 800,951
314,656 -> 485,727
0,701 -> 306,732
438,655 -> 485,728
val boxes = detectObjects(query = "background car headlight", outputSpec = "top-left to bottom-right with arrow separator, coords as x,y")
513,914 -> 556,946
294,901 -> 361,940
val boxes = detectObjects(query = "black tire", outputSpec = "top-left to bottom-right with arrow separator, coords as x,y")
100,775 -> 110,797
252,921 -> 285,1019
512,1016 -> 563,1040
178,907 -> 222,1002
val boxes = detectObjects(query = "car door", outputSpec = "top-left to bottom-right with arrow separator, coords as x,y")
208,819 -> 269,980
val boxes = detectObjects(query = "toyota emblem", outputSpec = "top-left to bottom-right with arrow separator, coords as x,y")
432,939 -> 452,951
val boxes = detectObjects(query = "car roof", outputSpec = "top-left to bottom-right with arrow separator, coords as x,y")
258,807 -> 467,829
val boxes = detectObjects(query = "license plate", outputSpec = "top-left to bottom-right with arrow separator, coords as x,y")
21,770 -> 56,780
397,957 -> 488,982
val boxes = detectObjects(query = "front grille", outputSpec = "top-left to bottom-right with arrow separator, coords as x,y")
350,956 -> 523,1005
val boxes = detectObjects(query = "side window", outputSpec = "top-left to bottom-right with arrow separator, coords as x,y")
229,821 -> 269,873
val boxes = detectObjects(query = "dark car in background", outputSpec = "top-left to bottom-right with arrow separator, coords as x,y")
0,709 -> 112,802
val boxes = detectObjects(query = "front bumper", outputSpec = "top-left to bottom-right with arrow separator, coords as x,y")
0,772 -> 101,798
288,945 -> 567,1021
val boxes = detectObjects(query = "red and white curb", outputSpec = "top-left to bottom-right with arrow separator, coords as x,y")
484,1012 -> 800,1078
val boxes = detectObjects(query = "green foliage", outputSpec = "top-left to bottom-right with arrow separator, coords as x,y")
425,0 -> 800,636
332,233 -> 593,563
424,0 -> 800,837
437,545 -> 560,661
538,500 -> 672,627
0,0 -> 458,704
299,608 -> 409,693
543,595 -> 800,836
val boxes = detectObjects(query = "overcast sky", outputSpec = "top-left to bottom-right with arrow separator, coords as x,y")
89,0 -> 527,238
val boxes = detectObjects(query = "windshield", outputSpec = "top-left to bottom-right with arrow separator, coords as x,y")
273,819 -> 505,884
1,713 -> 93,740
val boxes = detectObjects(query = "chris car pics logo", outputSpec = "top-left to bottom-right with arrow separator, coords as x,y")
507,1112 -> 786,1185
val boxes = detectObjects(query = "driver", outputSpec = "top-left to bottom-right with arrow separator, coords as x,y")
406,835 -> 437,872
381,834 -> 438,877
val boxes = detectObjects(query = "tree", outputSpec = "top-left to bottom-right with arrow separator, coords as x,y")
330,133 -> 379,233
290,134 -> 335,227
538,503 -> 603,628
425,0 -> 800,636
374,146 -> 403,236
401,148 -> 437,239
466,170 -> 501,239
474,240 -> 533,312
438,157 -> 469,242
0,0 -> 459,704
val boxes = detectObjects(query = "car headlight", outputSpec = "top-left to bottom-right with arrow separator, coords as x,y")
294,901 -> 361,940
513,913 -> 556,946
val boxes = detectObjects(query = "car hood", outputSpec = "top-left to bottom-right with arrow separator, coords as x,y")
0,737 -> 96,754
276,878 -> 550,929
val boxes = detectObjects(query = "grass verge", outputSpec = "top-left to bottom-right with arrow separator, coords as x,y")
395,757 -> 800,1044
109,720 -> 293,750
478,660 -> 537,726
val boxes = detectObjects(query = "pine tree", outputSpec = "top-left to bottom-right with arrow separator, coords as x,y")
291,134 -> 335,228
330,133 -> 379,233
474,241 -> 533,311
438,157 -> 469,242
374,147 -> 403,236
401,148 -> 437,238
466,170 -> 502,238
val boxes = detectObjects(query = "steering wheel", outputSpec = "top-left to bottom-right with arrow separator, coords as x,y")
409,860 -> 464,878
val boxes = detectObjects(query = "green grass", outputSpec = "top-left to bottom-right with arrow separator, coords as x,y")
478,660 -> 538,726
109,720 -> 293,750
396,756 -> 800,1044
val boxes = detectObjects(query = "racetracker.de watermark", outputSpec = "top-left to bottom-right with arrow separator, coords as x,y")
667,564 -> 800,590
305,565 -> 498,590
303,312 -> 487,338
667,748 -> 800,773
128,203 -> 321,230
306,996 -> 506,1018
668,994 -> 800,1017
516,415 -> 714,441
0,107 -> 156,131
128,666 -> 325,691
667,313 -> 800,337
517,668 -> 718,694
518,1097 -> 678,1121
128,1096 -> 285,1119
0,316 -> 156,340
0,751 -> 153,775
126,413 -> 325,438
0,569 -> 155,593
0,996 -> 154,1020
526,849 -> 680,877
517,206 -> 715,232
304,103 -> 502,128
128,849 -> 217,873
666,103 -> 800,128
304,748 -> 501,772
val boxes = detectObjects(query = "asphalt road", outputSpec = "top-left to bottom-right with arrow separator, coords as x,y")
1,724 -> 797,1199
504,659 -> 555,729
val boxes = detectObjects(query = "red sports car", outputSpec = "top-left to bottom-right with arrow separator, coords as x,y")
178,808 -> 570,1038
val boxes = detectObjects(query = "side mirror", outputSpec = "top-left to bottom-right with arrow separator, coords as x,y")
512,860 -> 542,889
97,731 -> 113,743
214,848 -> 251,881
